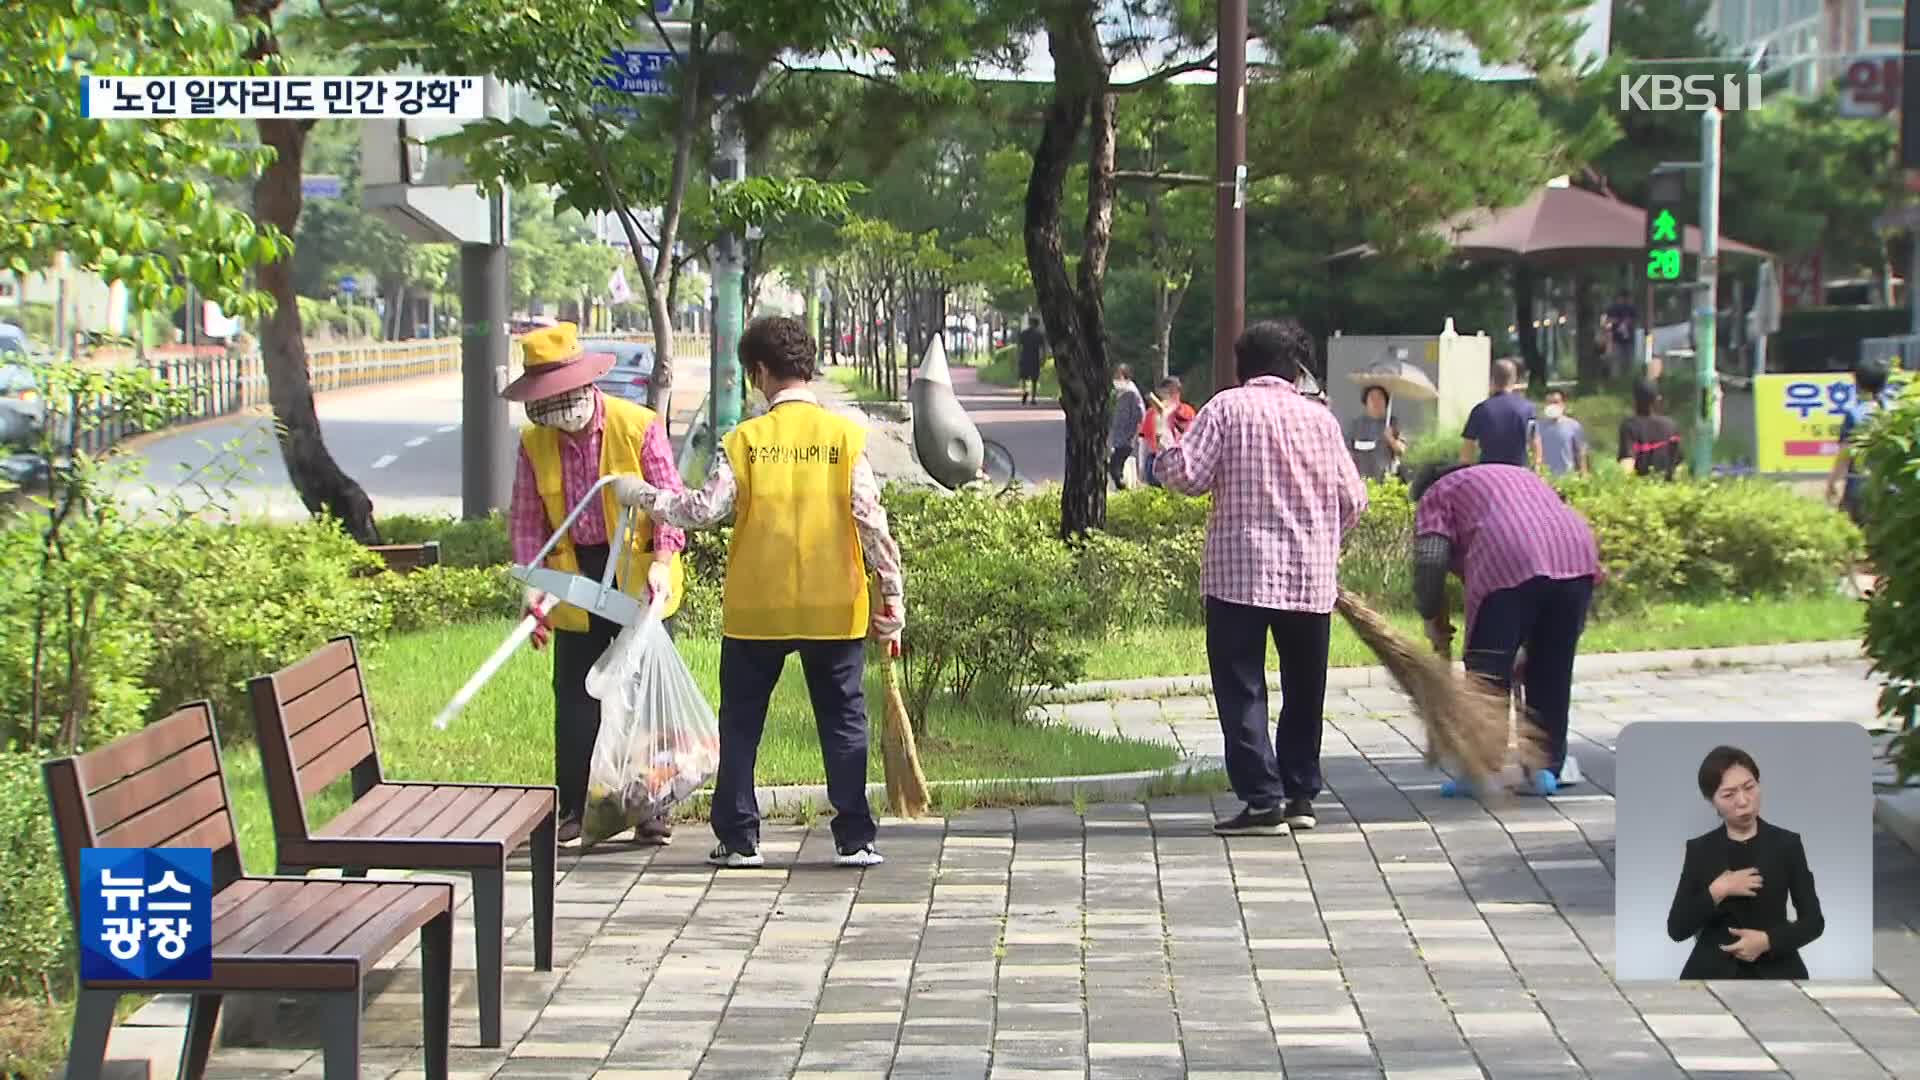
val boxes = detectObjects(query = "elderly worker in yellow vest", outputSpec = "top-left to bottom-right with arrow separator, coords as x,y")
610,315 -> 905,870
503,321 -> 688,849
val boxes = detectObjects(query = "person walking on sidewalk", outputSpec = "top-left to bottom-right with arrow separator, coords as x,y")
1408,462 -> 1602,795
1109,365 -> 1147,490
504,321 -> 688,849
1017,315 -> 1046,405
612,315 -> 906,870
1154,318 -> 1368,836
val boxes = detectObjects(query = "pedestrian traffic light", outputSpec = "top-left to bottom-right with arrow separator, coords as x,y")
1646,168 -> 1688,284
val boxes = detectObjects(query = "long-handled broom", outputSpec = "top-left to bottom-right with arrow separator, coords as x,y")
1331,588 -> 1545,793
880,641 -> 931,818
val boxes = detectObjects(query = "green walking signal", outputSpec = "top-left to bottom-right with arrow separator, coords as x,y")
1646,168 -> 1689,284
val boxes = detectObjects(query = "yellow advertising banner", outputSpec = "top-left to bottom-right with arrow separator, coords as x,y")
1751,371 -> 1912,474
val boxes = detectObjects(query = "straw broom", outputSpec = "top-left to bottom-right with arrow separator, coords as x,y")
879,646 -> 931,817
1331,588 -> 1546,791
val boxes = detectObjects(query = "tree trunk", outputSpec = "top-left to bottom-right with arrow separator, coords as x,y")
1025,3 -> 1115,538
252,114 -> 380,544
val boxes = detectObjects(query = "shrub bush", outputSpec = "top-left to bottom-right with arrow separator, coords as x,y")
376,511 -> 511,568
374,565 -> 520,634
1856,390 -> 1920,776
0,752 -> 70,1000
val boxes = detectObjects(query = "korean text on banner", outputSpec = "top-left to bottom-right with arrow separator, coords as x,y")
81,76 -> 484,120
79,847 -> 214,983
1751,372 -> 1912,473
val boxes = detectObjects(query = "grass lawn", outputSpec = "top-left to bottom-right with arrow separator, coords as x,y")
825,366 -> 901,404
216,619 -> 1176,874
1079,595 -> 1865,682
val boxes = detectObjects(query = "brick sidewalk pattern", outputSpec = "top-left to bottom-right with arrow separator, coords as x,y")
126,660 -> 1920,1079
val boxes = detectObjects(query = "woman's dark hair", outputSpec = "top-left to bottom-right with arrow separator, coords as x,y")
1235,318 -> 1314,384
739,315 -> 817,383
1632,378 -> 1662,417
1362,384 -> 1390,407
1696,745 -> 1760,799
1855,355 -> 1891,396
1410,462 -> 1470,502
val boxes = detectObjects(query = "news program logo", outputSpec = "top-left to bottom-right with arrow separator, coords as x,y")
1619,74 -> 1763,113
79,847 -> 213,982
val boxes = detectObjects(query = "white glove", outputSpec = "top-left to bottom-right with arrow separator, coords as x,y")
870,595 -> 905,643
646,561 -> 673,608
612,474 -> 657,508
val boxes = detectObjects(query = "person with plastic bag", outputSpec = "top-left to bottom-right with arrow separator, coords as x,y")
502,321 -> 688,849
611,315 -> 906,870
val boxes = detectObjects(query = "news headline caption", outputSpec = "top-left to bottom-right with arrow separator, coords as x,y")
82,76 -> 484,120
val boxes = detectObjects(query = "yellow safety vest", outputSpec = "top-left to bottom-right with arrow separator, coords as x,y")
721,402 -> 869,640
523,396 -> 685,631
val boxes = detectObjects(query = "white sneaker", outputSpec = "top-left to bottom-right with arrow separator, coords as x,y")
833,843 -> 885,867
707,842 -> 765,869
1559,754 -> 1583,786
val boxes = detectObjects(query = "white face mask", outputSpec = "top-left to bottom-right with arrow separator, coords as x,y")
528,387 -> 595,433
1544,403 -> 1565,420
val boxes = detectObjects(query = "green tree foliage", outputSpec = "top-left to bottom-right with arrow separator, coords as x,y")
0,0 -> 287,318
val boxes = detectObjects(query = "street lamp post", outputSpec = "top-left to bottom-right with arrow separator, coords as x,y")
1213,0 -> 1248,394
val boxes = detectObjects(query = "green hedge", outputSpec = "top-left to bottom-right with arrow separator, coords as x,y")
1856,388 -> 1920,776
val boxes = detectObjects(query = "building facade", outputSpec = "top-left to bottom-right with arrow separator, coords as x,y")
1704,0 -> 1904,100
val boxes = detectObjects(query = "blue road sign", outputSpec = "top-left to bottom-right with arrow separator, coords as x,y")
339,276 -> 358,296
79,847 -> 213,983
302,174 -> 343,200
600,49 -> 677,96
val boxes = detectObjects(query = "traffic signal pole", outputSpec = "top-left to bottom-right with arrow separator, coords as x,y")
1692,108 -> 1722,479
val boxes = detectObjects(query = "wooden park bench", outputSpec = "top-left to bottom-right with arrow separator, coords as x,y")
43,702 -> 453,1080
248,635 -> 557,1049
362,541 -> 441,576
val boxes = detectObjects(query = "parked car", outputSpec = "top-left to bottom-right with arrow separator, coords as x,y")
0,361 -> 47,450
584,340 -> 658,406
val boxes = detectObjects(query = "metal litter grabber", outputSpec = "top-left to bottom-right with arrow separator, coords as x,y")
431,475 -> 648,730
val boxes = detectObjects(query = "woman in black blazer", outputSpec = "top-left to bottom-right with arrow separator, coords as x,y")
1667,746 -> 1824,979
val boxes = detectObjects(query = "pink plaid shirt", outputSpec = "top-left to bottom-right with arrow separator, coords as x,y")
509,389 -> 686,566
1154,376 -> 1368,614
1413,464 -> 1601,638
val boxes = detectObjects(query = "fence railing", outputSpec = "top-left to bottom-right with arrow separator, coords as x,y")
61,330 -> 713,458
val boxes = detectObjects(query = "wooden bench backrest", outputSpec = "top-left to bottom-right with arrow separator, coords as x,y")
42,702 -> 246,927
368,542 -> 441,575
248,636 -> 383,840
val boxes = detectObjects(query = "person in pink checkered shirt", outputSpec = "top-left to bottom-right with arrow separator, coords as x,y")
1153,318 -> 1368,838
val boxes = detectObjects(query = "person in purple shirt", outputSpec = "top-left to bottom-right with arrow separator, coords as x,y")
1460,358 -> 1537,468
1409,462 -> 1604,797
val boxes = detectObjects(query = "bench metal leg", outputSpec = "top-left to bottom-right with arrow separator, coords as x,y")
319,989 -> 363,1080
419,909 -> 452,1080
472,866 -> 505,1047
178,993 -> 222,1079
62,989 -> 118,1080
531,811 -> 556,971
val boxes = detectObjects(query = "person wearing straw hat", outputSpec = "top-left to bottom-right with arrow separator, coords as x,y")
503,321 -> 689,849
609,315 -> 905,871
1408,462 -> 1600,796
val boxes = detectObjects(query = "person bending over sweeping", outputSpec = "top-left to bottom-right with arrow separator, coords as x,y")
1408,463 -> 1602,796
503,321 -> 688,849
612,315 -> 905,870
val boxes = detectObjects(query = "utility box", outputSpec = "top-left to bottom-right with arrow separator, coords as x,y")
1324,331 -> 1492,446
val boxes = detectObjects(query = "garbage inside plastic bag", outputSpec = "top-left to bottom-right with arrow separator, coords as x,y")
580,608 -> 720,845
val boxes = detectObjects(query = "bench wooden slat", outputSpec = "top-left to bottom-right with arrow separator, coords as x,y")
327,783 -> 436,839
157,808 -> 240,859
411,787 -> 496,841
214,880 -> 320,948
211,878 -> 270,921
381,785 -> 470,839
88,741 -> 219,834
298,728 -> 375,800
73,708 -> 210,794
244,883 -> 384,957
322,883 -> 451,961
309,783 -> 404,839
272,639 -> 357,705
289,696 -> 372,772
94,775 -> 228,851
282,668 -> 366,742
436,789 -> 524,842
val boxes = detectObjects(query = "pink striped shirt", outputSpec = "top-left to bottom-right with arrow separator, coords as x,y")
509,389 -> 686,566
1153,376 -> 1368,614
1412,464 -> 1601,637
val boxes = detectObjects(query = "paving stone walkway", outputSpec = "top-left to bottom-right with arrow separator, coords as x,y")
112,660 -> 1920,1079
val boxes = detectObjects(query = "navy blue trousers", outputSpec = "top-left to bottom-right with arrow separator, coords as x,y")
1462,575 -> 1593,778
711,636 -> 875,853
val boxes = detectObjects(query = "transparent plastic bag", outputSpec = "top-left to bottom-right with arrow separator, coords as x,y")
580,612 -> 720,844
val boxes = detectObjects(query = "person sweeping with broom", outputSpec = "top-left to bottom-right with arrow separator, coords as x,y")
610,315 -> 905,869
1153,318 -> 1368,837
1407,462 -> 1602,797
